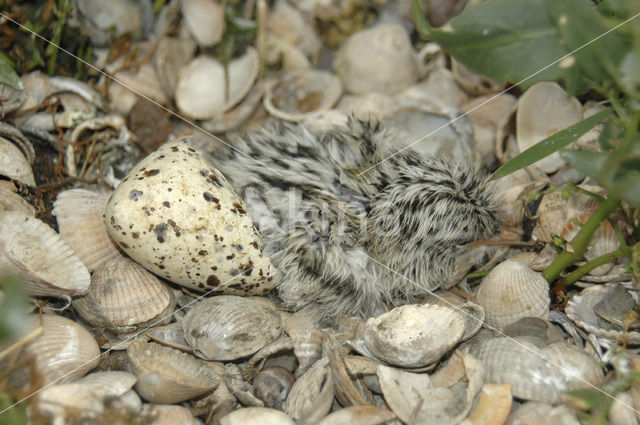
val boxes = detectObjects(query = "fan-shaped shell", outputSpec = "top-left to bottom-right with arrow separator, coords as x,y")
72,255 -> 176,332
516,82 -> 582,173
22,314 -> 100,384
364,304 -> 465,368
0,211 -> 90,297
126,340 -> 220,403
182,295 -> 282,361
566,284 -> 640,344
264,69 -> 342,122
53,189 -> 121,271
333,23 -> 419,95
472,337 -> 603,403
175,48 -> 259,119
476,259 -> 550,330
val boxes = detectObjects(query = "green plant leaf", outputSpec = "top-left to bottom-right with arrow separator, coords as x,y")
560,149 -> 609,182
600,144 -> 640,206
0,59 -> 23,91
491,106 -> 614,180
423,0 -> 582,91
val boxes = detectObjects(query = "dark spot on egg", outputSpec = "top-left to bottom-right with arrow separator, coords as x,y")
226,254 -> 235,260
203,192 -> 215,202
129,190 -> 143,201
144,169 -> 160,177
207,275 -> 220,287
132,232 -> 140,239
163,201 -> 171,208
232,202 -> 246,215
119,242 -> 129,249
154,223 -> 167,243
199,250 -> 208,256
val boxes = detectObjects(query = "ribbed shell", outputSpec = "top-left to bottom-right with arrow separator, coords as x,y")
24,314 -> 100,384
126,341 -> 220,403
183,295 -> 282,361
53,189 -> 121,271
476,260 -> 549,330
0,211 -> 90,297
364,304 -> 465,368
472,337 -> 603,404
72,255 -> 175,332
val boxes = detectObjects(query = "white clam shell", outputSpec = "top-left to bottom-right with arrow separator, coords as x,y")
284,357 -> 334,422
175,49 -> 259,119
22,314 -> 101,384
0,180 -> 35,216
181,0 -> 225,47
72,255 -> 176,332
126,340 -> 220,403
153,36 -> 197,98
264,70 -> 342,122
0,136 -> 35,186
566,284 -> 640,344
334,23 -> 419,95
516,82 -> 582,173
0,211 -> 90,297
220,407 -> 295,425
53,189 -> 121,271
476,259 -> 550,330
364,304 -> 465,368
141,404 -> 201,425
105,140 -> 275,295
183,295 -> 282,361
75,371 -> 137,396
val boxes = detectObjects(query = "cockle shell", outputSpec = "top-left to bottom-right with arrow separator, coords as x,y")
126,340 -> 220,403
334,23 -> 419,95
516,82 -> 582,174
264,70 -> 343,122
175,49 -> 259,119
533,188 -> 600,243
53,189 -> 121,271
182,295 -> 283,361
104,140 -> 275,295
471,337 -> 603,404
72,255 -> 176,333
475,259 -> 550,330
363,304 -> 465,368
0,211 -> 90,297
21,314 -> 100,385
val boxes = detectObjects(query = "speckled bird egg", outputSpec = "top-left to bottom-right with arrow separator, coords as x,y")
104,140 -> 275,295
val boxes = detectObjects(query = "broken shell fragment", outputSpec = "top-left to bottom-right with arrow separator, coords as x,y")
53,189 -> 121,271
220,407 -> 295,425
104,140 -> 275,295
146,323 -> 192,352
264,70 -> 343,122
182,295 -> 283,361
0,211 -> 90,297
363,304 -> 465,368
475,260 -> 550,330
72,255 -> 176,333
175,48 -> 259,119
126,340 -> 220,403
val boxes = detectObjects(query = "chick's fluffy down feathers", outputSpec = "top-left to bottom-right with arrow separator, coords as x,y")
212,118 -> 499,320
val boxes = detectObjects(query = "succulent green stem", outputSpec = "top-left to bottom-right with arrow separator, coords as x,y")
542,196 -> 620,282
559,249 -> 624,287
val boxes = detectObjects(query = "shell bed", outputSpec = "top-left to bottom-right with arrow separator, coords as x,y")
104,140 -> 275,295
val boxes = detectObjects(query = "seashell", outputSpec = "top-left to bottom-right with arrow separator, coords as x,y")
0,211 -> 91,297
465,383 -> 512,425
475,259 -> 550,330
141,404 -> 201,425
0,180 -> 35,216
111,62 -> 169,108
268,0 -> 322,61
533,188 -> 600,243
326,335 -> 373,407
104,140 -> 275,295
576,101 -> 607,151
401,68 -> 470,109
377,351 -> 484,425
334,23 -> 419,95
608,391 -> 638,425
146,323 -> 192,352
53,189 -> 121,271
224,362 -> 264,407
363,304 -> 465,368
284,357 -> 334,422
264,69 -> 343,122
253,366 -> 295,410
0,79 -> 26,113
243,336 -> 294,381
289,326 -> 324,377
315,405 -> 396,425
126,340 -> 220,403
183,296 -> 282,361
593,285 -> 640,330
566,284 -> 640,344
75,371 -> 137,396
559,209 -> 620,275
502,317 -> 564,347
75,0 -> 150,46
15,91 -> 97,132
19,314 -> 100,385
220,407 -> 295,425
516,82 -> 582,173
451,59 -> 504,95
72,255 -> 176,333
34,383 -> 105,422
471,337 -> 603,403
462,93 -> 517,165
505,402 -> 553,425
337,92 -> 396,121
175,49 -> 259,119
153,36 -> 197,98
181,0 -> 225,47
0,121 -> 35,163
0,136 -> 35,186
